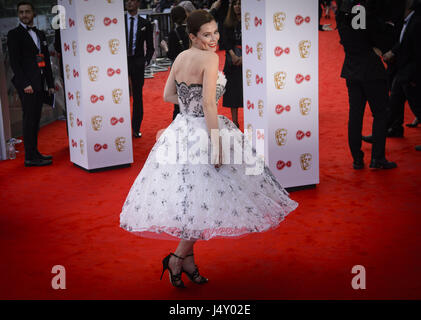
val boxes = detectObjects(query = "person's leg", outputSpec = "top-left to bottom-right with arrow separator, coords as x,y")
181,241 -> 208,284
346,79 -> 366,163
364,80 -> 388,161
33,91 -> 44,155
130,69 -> 145,134
404,83 -> 421,151
21,91 -> 42,160
231,107 -> 239,127
173,104 -> 180,120
166,240 -> 196,286
387,78 -> 406,135
403,83 -> 421,123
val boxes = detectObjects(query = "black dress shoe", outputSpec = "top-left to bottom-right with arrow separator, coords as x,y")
362,135 -> 374,144
353,159 -> 364,170
37,152 -> 53,160
415,145 -> 421,151
25,159 -> 53,167
406,118 -> 419,128
133,132 -> 142,138
386,128 -> 404,137
369,158 -> 397,169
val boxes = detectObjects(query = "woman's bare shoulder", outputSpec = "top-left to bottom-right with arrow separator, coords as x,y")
200,51 -> 219,65
172,50 -> 189,68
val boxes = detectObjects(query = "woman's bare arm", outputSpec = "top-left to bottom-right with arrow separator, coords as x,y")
202,52 -> 221,167
202,52 -> 219,134
163,66 -> 179,104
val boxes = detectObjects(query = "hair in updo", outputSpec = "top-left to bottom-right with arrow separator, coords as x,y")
187,9 -> 215,36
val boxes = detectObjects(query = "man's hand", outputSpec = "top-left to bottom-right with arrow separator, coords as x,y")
373,47 -> 383,58
231,54 -> 241,66
383,50 -> 395,62
24,85 -> 34,94
48,88 -> 55,95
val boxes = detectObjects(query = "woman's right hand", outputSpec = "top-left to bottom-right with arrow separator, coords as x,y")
214,143 -> 223,169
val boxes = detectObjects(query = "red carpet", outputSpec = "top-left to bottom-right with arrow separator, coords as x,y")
1,20 -> 420,300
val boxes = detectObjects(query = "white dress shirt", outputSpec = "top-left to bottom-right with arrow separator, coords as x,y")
126,13 -> 138,56
399,10 -> 415,43
20,22 -> 40,51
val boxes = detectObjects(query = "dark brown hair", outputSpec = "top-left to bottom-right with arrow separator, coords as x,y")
17,1 -> 35,12
186,9 -> 215,36
224,0 -> 240,28
171,6 -> 187,26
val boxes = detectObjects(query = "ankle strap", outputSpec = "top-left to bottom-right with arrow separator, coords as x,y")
171,252 -> 184,260
186,253 -> 193,257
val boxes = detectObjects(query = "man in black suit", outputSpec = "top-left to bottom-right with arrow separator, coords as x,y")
383,0 -> 421,151
7,1 -> 54,166
336,0 -> 397,169
125,0 -> 155,138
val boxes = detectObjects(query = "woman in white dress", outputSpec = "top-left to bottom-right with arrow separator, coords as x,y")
120,10 -> 298,288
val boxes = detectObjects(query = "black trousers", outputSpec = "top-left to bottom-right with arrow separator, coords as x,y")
18,90 -> 44,160
173,104 -> 180,120
387,78 -> 420,131
346,79 -> 389,161
128,57 -> 145,133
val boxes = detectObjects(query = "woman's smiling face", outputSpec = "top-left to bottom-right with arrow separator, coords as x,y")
191,20 -> 220,52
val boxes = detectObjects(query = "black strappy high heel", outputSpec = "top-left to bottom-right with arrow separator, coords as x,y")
160,253 -> 185,288
182,253 -> 208,284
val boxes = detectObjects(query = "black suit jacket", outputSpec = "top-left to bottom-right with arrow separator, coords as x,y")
167,25 -> 189,62
391,11 -> 421,84
124,14 -> 154,69
337,13 -> 388,81
7,24 -> 54,92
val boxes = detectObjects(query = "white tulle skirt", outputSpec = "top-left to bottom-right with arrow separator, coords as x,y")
120,113 -> 298,241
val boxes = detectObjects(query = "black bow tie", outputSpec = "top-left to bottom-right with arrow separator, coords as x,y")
26,26 -> 36,32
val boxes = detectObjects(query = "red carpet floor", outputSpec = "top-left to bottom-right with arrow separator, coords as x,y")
1,20 -> 420,300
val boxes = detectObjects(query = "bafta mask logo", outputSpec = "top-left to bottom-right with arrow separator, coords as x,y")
72,40 -> 77,56
275,128 -> 288,146
274,71 -> 287,90
245,12 -> 250,30
109,39 -> 120,55
65,64 -> 70,80
273,12 -> 286,31
76,91 -> 81,106
91,115 -> 103,131
246,123 -> 253,134
300,153 -> 313,171
298,40 -> 311,58
299,98 -> 311,116
258,100 -> 264,117
246,69 -> 252,86
112,89 -> 123,104
277,160 -> 292,170
88,66 -> 99,82
84,14 -> 95,31
256,42 -> 263,60
69,112 -> 74,128
80,139 -> 84,155
115,137 -> 126,152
